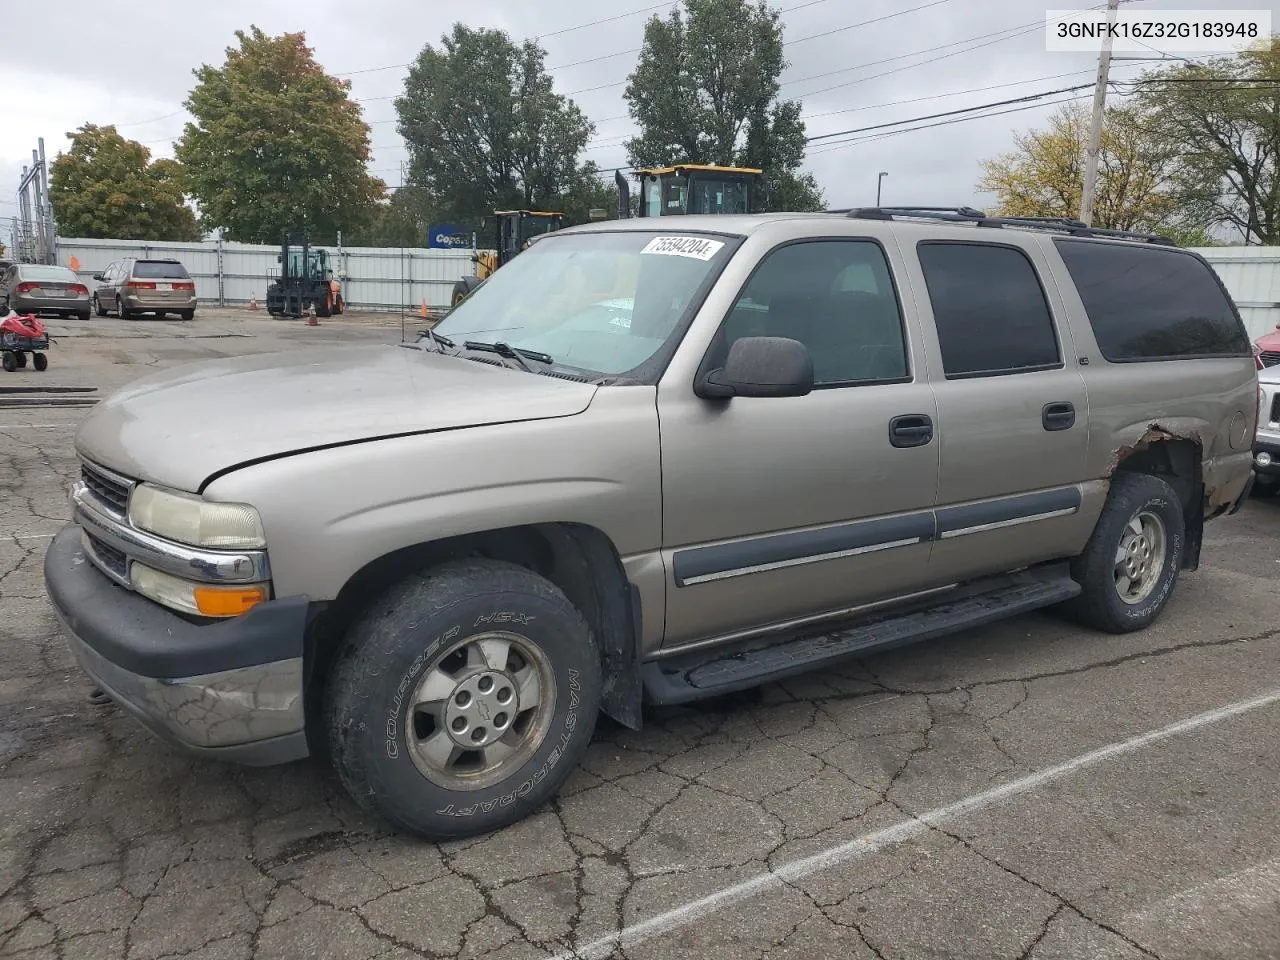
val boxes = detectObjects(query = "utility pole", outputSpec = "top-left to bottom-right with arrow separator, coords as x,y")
1080,0 -> 1120,226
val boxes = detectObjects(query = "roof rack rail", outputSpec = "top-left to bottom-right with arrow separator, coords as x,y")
843,206 -> 1175,245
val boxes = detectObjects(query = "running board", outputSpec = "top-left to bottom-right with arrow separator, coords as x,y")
642,564 -> 1081,705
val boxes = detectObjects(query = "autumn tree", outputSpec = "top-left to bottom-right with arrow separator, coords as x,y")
48,124 -> 200,241
977,101 -> 1203,241
396,25 -> 597,228
624,0 -> 823,212
1136,38 -> 1280,244
176,27 -> 385,244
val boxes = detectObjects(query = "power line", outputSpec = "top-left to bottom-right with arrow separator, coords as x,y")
787,0 -> 956,46
807,93 -> 1095,156
563,0 -> 973,96
548,0 -> 930,72
806,83 -> 1096,143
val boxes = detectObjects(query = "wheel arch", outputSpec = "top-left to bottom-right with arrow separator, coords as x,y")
1111,431 -> 1203,571
304,521 -> 643,754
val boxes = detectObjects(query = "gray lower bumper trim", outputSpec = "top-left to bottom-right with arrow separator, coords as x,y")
65,624 -> 308,765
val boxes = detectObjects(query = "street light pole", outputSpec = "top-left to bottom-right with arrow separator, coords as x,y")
1080,0 -> 1120,226
876,171 -> 888,206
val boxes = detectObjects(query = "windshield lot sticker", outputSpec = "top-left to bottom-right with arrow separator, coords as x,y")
641,236 -> 725,261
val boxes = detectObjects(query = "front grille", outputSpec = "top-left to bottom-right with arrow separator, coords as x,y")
1262,351 -> 1280,368
85,532 -> 127,579
81,461 -> 131,515
1272,393 -> 1280,425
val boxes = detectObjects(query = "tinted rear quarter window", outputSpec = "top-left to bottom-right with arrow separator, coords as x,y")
132,261 -> 190,280
917,241 -> 1061,378
1054,240 -> 1251,361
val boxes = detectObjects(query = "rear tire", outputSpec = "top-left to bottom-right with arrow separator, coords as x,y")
326,559 -> 601,839
179,310 -> 194,321
77,310 -> 90,322
119,302 -> 133,320
33,353 -> 47,372
14,352 -> 26,369
1,352 -> 14,373
1062,472 -> 1185,634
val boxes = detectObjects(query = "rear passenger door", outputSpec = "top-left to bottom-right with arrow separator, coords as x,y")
903,239 -> 1093,585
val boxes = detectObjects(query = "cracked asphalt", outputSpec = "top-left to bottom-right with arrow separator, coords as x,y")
2,313 -> 1279,959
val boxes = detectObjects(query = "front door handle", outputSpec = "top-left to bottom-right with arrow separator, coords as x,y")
1042,401 -> 1076,432
889,414 -> 934,448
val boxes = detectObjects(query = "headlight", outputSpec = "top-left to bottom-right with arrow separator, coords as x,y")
131,563 -> 268,618
129,484 -> 266,549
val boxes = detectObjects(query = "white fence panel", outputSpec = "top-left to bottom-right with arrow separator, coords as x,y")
54,236 -> 473,314
1190,246 -> 1280,341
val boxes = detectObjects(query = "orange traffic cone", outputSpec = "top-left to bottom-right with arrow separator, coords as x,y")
249,297 -> 258,311
419,298 -> 429,320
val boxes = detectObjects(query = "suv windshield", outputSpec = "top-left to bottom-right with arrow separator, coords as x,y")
132,261 -> 190,279
433,230 -> 734,377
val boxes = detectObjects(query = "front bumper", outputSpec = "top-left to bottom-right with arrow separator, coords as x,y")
43,525 -> 310,766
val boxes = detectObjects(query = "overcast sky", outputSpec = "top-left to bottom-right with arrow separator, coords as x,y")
3,0 -> 1278,236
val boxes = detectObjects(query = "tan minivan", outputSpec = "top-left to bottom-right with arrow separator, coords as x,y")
92,258 -> 196,320
47,207 -> 1258,839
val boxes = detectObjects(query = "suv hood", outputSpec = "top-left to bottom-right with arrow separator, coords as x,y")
76,344 -> 598,492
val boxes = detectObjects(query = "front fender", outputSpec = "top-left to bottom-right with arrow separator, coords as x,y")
201,389 -> 663,602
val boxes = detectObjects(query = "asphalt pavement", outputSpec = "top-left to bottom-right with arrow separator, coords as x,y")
1,311 -> 1277,960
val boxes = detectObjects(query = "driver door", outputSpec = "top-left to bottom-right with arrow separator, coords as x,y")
658,236 -> 941,648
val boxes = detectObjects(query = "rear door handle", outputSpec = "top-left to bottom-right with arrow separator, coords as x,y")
1042,401 -> 1076,432
889,414 -> 934,448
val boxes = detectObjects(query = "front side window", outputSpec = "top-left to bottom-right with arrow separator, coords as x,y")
716,239 -> 910,386
917,242 -> 1061,378
1054,240 -> 1251,361
690,178 -> 749,216
433,231 -> 734,379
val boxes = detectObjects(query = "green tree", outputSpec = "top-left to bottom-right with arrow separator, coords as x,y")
48,124 -> 200,241
977,101 -> 1205,242
175,26 -> 385,244
346,185 -> 437,248
623,0 -> 823,212
1136,38 -> 1280,244
396,25 -> 597,225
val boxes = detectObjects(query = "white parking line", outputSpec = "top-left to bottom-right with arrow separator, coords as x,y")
0,424 -> 71,428
9,534 -> 57,541
552,687 -> 1280,960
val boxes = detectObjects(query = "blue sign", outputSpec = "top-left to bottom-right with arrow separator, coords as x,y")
428,224 -> 471,249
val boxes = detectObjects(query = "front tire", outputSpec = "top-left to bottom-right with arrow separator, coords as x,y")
93,295 -> 106,317
32,353 -> 47,371
1063,472 -> 1185,634
326,559 -> 601,839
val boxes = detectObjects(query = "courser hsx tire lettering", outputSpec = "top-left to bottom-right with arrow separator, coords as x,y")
325,559 -> 601,839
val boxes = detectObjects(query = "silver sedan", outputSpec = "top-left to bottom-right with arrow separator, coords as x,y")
0,263 -> 91,320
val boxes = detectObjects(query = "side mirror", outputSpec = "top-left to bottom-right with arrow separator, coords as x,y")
92,273 -> 105,282
696,336 -> 814,399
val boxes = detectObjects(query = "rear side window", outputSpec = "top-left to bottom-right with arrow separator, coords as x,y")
1054,240 -> 1251,361
917,242 -> 1061,378
132,261 -> 190,279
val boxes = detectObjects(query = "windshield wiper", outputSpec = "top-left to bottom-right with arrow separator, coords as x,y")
416,328 -> 454,352
462,340 -> 552,373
